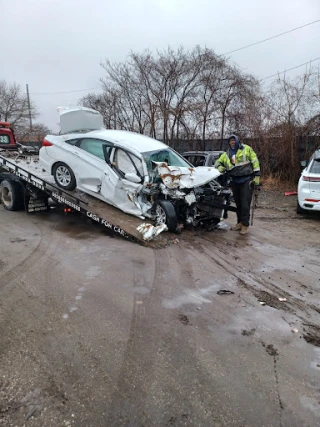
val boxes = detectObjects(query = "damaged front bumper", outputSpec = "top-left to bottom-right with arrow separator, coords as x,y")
129,161 -> 234,241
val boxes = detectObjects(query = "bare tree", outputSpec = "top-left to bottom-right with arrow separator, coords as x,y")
0,81 -> 37,128
91,46 -> 260,145
15,123 -> 51,142
80,49 -> 320,182
262,68 -> 317,180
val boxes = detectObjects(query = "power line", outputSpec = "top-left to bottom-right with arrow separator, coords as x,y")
31,86 -> 100,95
259,56 -> 320,81
222,19 -> 320,56
30,19 -> 320,96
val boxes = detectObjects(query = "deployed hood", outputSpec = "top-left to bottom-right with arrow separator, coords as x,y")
57,106 -> 104,134
156,162 -> 220,189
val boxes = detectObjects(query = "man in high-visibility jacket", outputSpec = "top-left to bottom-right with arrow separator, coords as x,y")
214,134 -> 260,235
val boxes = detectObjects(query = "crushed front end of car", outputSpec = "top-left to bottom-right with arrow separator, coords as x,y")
147,162 -> 232,232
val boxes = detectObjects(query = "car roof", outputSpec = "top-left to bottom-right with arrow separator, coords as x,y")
60,129 -> 168,153
182,151 -> 224,155
312,149 -> 320,161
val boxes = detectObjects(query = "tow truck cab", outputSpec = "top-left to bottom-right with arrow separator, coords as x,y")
0,122 -> 18,150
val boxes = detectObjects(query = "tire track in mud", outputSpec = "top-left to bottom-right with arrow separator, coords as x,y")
0,221 -> 75,424
182,237 -> 291,426
106,244 -> 208,426
188,234 -> 320,363
105,249 -> 169,425
153,242 -> 228,426
0,222 -> 115,426
0,220 -> 44,288
106,242 -> 251,426
191,234 -> 319,320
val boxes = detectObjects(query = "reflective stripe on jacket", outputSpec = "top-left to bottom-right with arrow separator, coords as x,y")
214,144 -> 260,178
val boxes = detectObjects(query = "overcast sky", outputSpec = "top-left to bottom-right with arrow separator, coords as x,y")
1,0 -> 319,132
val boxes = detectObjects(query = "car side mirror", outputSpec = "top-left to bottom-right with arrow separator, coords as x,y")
124,172 -> 141,183
300,160 -> 307,168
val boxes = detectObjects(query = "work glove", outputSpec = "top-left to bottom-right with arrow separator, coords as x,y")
217,165 -> 226,173
250,176 -> 261,190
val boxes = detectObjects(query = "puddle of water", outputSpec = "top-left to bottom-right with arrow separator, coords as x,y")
253,244 -> 320,276
300,396 -> 320,417
85,266 -> 101,279
78,245 -> 101,254
133,286 -> 150,295
162,285 -> 220,309
310,348 -> 320,370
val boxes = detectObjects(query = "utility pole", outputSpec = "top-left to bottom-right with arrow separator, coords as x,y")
113,96 -> 116,129
26,84 -> 33,131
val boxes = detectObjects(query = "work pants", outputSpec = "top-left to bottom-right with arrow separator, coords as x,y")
231,180 -> 253,227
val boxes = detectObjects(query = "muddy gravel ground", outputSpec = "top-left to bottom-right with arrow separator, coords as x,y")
0,189 -> 319,427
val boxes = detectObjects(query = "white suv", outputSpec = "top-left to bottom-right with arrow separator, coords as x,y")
297,149 -> 320,214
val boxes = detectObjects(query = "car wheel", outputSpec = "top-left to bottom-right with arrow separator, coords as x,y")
53,163 -> 76,191
0,179 -> 24,211
296,200 -> 306,215
155,200 -> 178,232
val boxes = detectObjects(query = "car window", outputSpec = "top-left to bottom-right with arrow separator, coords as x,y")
193,155 -> 207,166
0,135 -> 10,144
113,148 -> 143,177
143,148 -> 192,171
183,155 -> 195,165
310,159 -> 320,174
65,139 -> 79,146
79,138 -> 111,160
130,154 -> 144,176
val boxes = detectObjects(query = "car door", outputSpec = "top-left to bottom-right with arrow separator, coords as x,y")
100,146 -> 146,216
74,138 -> 113,193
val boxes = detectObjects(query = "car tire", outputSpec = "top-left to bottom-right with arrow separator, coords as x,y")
154,200 -> 178,232
0,179 -> 25,211
53,163 -> 76,191
296,200 -> 306,215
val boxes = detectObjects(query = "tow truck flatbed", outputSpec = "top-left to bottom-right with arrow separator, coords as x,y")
0,151 -> 176,247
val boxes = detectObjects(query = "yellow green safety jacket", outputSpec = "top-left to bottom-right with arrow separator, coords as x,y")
214,144 -> 260,182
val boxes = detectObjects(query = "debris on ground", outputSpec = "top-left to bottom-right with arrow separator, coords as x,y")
278,298 -> 287,302
217,290 -> 235,295
260,341 -> 279,357
292,328 -> 299,333
137,223 -> 168,241
20,388 -> 44,421
252,290 -> 291,311
284,191 -> 297,196
242,328 -> 256,336
303,324 -> 320,347
265,344 -> 279,357
216,221 -> 229,230
178,314 -> 190,325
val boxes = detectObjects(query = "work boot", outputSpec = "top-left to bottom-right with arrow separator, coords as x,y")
231,223 -> 242,231
239,225 -> 249,235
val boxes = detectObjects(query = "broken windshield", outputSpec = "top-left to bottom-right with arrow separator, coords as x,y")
142,149 -> 192,171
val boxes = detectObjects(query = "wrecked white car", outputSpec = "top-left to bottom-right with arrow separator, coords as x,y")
40,107 -> 231,232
